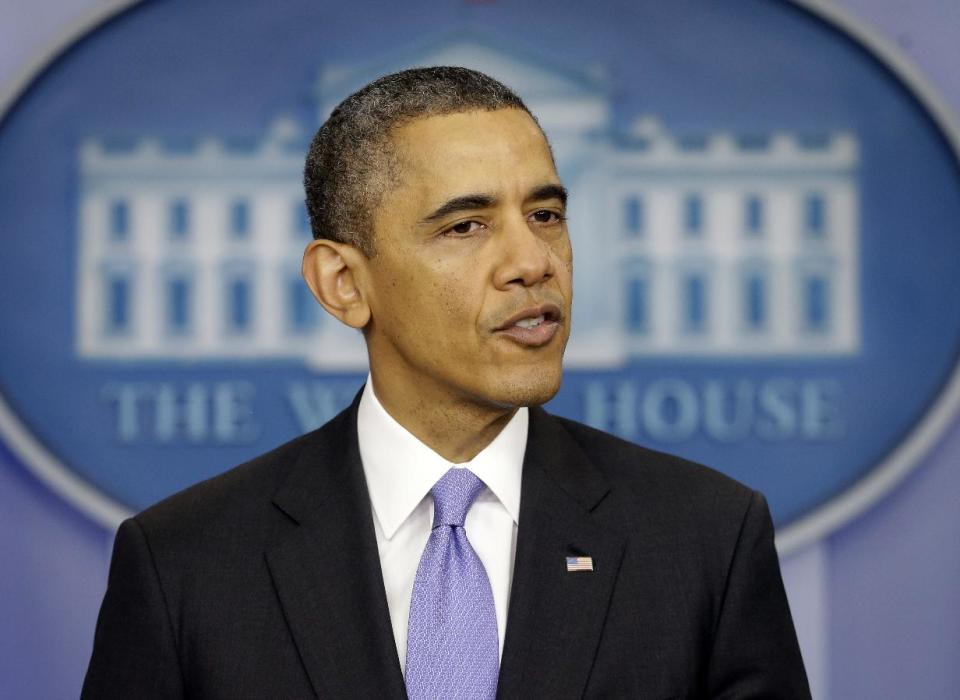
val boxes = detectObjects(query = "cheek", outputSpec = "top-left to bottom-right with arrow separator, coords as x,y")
433,281 -> 479,333
554,240 -> 574,285
393,271 -> 474,337
374,249 -> 487,340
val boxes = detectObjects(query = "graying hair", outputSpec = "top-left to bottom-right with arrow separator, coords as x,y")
303,66 -> 536,256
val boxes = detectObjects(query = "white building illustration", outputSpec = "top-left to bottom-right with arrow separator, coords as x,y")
76,34 -> 860,369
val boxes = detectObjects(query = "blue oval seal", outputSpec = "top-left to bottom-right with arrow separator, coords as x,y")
1,0 -> 959,552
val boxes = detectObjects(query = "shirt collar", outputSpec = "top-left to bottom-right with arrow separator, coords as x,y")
356,377 -> 527,540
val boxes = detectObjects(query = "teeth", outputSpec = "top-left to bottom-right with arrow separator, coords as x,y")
515,315 -> 545,329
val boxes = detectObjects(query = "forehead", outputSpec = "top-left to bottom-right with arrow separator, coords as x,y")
387,109 -> 558,201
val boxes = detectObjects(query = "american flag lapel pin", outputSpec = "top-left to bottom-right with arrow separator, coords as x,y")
566,556 -> 594,572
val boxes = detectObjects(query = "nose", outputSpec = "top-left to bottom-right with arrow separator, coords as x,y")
493,216 -> 555,289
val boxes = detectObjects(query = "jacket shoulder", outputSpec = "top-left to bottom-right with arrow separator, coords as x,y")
135,428 -> 311,532
551,413 -> 754,502
132,396 -> 356,555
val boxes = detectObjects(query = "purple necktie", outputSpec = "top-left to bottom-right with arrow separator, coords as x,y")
405,468 -> 499,700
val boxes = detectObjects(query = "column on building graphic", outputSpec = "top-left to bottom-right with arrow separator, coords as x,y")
599,117 -> 859,358
76,119 -> 367,366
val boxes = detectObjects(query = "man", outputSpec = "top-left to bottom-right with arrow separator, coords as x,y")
83,67 -> 810,698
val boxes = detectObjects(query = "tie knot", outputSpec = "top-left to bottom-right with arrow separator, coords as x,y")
431,468 -> 485,528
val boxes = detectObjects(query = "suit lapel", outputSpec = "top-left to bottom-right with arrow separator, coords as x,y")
498,408 -> 626,699
265,398 -> 407,699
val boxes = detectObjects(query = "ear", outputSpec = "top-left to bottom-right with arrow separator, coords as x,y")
302,238 -> 371,330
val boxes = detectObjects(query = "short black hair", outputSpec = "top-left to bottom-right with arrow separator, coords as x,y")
303,66 -> 537,256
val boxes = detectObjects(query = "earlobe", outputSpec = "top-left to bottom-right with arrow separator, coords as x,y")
302,239 -> 371,329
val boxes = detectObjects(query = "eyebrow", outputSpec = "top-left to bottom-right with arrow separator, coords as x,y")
420,194 -> 497,224
527,183 -> 568,208
419,183 -> 568,225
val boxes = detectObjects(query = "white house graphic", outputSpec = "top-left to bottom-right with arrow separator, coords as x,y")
76,34 -> 860,369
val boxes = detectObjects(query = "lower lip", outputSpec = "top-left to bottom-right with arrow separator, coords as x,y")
496,320 -> 560,347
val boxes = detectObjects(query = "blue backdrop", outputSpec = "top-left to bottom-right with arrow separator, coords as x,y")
1,1 -> 959,698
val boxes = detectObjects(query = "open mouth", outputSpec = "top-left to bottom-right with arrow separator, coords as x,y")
496,304 -> 563,346
497,304 -> 563,330
514,314 -> 547,329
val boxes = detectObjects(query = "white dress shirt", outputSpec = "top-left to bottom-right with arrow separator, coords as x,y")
356,378 -> 527,671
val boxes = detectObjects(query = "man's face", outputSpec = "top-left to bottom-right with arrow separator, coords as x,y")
360,108 -> 573,411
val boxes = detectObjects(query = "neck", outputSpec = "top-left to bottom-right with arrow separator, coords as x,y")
368,371 -> 517,463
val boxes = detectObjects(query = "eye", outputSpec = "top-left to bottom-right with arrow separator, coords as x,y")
442,220 -> 486,237
529,209 -> 566,225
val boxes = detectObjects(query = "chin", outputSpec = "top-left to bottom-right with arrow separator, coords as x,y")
479,365 -> 564,409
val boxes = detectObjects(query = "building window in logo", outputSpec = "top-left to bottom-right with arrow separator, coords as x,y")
802,273 -> 831,334
683,194 -> 704,237
624,260 -> 652,335
742,268 -> 768,331
165,274 -> 193,335
110,200 -> 130,242
230,199 -> 250,239
169,199 -> 190,240
104,272 -> 132,335
682,272 -> 709,333
624,196 -> 644,237
226,275 -> 253,334
744,195 -> 764,237
804,193 -> 827,238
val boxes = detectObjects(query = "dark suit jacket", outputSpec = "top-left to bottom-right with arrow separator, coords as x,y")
82,396 -> 810,699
